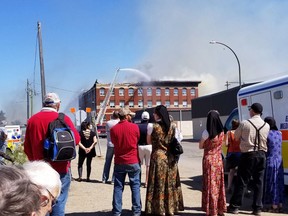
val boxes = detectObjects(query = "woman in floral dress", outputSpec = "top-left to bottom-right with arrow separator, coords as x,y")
199,110 -> 226,216
145,105 -> 184,216
263,117 -> 284,212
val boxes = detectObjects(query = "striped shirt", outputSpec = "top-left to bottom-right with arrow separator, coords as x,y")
234,115 -> 270,153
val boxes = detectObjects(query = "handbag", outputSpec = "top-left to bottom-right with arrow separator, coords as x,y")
169,126 -> 184,163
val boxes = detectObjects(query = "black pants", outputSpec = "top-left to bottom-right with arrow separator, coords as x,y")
78,154 -> 93,179
229,151 -> 266,211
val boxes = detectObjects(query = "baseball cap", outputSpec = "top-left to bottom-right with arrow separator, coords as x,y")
141,111 -> 150,120
119,107 -> 135,117
249,103 -> 263,114
43,92 -> 61,105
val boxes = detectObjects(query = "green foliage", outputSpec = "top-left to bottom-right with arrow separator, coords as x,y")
11,144 -> 28,165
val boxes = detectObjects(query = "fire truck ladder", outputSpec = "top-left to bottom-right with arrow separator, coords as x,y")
94,68 -> 120,156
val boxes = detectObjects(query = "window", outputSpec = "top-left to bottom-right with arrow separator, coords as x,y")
129,101 -> 134,107
111,89 -> 115,96
147,88 -> 152,96
156,88 -> 161,96
119,101 -> 125,108
100,88 -> 105,96
128,88 -> 134,96
182,88 -> 187,96
165,100 -> 170,107
109,101 -> 115,108
165,88 -> 170,96
191,88 -> 196,96
156,100 -> 161,106
174,101 -> 179,107
119,88 -> 124,96
138,100 -> 143,108
138,88 -> 143,96
183,100 -> 187,108
174,88 -> 178,96
147,100 -> 152,108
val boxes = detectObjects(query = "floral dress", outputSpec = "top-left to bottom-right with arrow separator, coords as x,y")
145,123 -> 184,215
263,130 -> 285,206
202,132 -> 226,215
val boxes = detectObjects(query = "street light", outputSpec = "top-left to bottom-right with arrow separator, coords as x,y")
209,40 -> 242,89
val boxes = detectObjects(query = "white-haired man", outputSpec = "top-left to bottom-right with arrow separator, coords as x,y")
23,161 -> 62,216
24,92 -> 80,216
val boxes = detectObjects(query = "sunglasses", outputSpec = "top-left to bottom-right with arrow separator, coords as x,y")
41,189 -> 56,208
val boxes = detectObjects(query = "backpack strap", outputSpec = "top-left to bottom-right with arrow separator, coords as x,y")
247,120 -> 266,151
58,113 -> 69,128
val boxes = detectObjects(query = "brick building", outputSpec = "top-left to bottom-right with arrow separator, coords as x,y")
79,80 -> 201,123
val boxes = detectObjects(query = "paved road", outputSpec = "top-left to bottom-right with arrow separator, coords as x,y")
65,138 -> 287,216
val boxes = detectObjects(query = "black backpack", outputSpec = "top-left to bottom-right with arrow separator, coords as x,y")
44,113 -> 76,162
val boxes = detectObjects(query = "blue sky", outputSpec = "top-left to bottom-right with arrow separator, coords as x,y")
1,0 -> 288,123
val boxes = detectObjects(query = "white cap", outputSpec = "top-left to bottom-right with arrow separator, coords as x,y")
141,111 -> 150,120
43,92 -> 61,105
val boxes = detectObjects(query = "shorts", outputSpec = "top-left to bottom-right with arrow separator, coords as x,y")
138,145 -> 152,166
226,152 -> 241,170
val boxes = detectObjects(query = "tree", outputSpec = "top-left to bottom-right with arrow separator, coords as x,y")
0,110 -> 6,125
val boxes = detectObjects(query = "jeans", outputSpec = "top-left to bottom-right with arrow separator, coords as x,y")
50,169 -> 71,216
102,146 -> 115,182
112,163 -> 141,216
230,151 -> 266,211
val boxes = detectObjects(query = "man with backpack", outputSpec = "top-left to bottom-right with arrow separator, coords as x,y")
228,103 -> 270,216
24,92 -> 80,216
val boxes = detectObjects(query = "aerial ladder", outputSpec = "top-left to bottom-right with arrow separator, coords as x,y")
94,68 -> 120,156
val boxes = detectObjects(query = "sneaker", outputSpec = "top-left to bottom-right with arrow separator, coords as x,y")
252,210 -> 261,216
102,180 -> 107,184
227,206 -> 239,214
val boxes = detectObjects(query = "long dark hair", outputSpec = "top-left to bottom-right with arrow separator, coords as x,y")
154,105 -> 171,134
264,116 -> 278,130
206,110 -> 223,139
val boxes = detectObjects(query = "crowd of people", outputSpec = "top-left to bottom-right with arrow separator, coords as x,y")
199,103 -> 285,216
0,92 -> 286,216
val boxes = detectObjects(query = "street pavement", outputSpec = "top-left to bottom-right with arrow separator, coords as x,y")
65,138 -> 287,216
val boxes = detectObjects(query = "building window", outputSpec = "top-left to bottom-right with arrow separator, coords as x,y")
191,88 -> 196,96
147,100 -> 152,108
183,100 -> 187,108
156,88 -> 161,96
100,88 -> 105,96
182,88 -> 187,96
156,100 -> 161,106
119,101 -> 125,107
138,100 -> 143,108
147,88 -> 152,96
119,88 -> 124,96
111,89 -> 115,96
110,101 -> 115,108
174,88 -> 178,96
138,88 -> 143,96
128,88 -> 134,96
165,88 -> 170,96
129,101 -> 134,107
165,100 -> 170,107
174,101 -> 179,107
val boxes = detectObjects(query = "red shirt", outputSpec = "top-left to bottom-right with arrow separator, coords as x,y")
110,120 -> 140,165
24,108 -> 80,174
227,130 -> 241,153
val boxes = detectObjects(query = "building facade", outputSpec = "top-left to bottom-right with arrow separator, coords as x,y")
79,80 -> 201,123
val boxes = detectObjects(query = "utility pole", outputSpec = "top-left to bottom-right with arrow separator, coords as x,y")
26,80 -> 34,120
37,21 -> 46,103
225,81 -> 239,90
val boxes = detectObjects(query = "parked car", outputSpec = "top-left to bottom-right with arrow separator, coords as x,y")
96,125 -> 107,138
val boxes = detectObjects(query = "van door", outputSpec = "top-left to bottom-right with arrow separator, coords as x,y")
250,91 -> 273,119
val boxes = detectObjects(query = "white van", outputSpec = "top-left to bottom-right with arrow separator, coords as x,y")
224,75 -> 288,185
